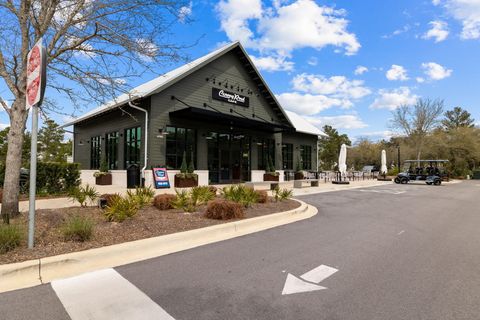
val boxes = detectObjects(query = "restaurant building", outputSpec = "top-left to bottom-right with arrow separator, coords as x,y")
64,41 -> 324,187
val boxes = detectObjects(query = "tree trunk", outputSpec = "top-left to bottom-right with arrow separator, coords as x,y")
1,99 -> 28,223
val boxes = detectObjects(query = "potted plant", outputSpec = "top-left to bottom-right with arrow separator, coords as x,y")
263,155 -> 279,182
294,156 -> 305,180
174,151 -> 198,188
93,157 -> 112,185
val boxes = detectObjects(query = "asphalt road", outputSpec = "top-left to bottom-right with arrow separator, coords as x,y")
1,181 -> 479,320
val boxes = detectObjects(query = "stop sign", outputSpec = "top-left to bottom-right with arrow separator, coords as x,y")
26,39 -> 46,109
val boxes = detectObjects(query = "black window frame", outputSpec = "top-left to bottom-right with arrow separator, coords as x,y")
282,143 -> 293,170
106,131 -> 119,170
300,145 -> 312,170
90,135 -> 102,169
258,138 -> 275,170
165,125 -> 197,170
124,126 -> 142,168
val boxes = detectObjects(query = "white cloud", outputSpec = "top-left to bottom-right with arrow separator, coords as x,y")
250,55 -> 294,72
216,0 -> 360,58
0,123 -> 8,130
136,38 -> 159,61
292,73 -> 371,101
416,77 -> 425,83
421,62 -> 452,80
301,114 -> 368,129
354,66 -> 368,75
307,57 -> 318,66
382,24 -> 411,39
276,92 -> 344,115
370,87 -> 419,110
423,20 -> 449,42
435,0 -> 480,39
386,65 -> 409,81
358,130 -> 395,140
179,2 -> 193,23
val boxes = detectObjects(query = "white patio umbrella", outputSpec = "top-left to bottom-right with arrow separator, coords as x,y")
338,144 -> 347,175
381,149 -> 388,175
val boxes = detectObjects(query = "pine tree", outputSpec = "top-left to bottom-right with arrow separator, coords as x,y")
180,151 -> 188,174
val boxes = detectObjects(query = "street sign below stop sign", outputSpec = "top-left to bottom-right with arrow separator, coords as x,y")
26,39 -> 46,109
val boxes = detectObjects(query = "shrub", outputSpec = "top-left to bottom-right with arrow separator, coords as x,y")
191,186 -> 216,206
222,185 -> 258,207
172,189 -> 196,212
126,186 -> 155,208
273,187 -> 293,202
68,184 -> 99,207
0,224 -> 22,254
153,194 -> 176,210
255,190 -> 268,203
208,186 -> 218,195
204,199 -> 245,220
62,216 -> 95,242
104,195 -> 138,222
100,193 -> 121,207
32,162 -> 80,194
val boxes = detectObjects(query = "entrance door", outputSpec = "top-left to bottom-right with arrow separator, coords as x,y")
207,132 -> 250,184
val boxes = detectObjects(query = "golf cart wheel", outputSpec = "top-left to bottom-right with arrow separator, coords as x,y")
434,179 -> 441,186
426,182 -> 433,185
400,178 -> 408,184
394,177 -> 401,184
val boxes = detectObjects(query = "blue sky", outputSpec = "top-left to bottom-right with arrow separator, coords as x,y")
1,0 -> 479,142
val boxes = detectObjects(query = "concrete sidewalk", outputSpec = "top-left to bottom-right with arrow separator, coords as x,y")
0,179 -> 392,212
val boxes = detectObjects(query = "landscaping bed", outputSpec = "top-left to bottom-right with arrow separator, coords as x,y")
0,196 -> 300,264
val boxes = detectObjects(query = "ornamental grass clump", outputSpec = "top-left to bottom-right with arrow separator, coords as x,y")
153,194 -> 176,210
222,185 -> 258,207
68,184 -> 99,207
190,186 -> 216,206
172,189 -> 196,212
273,187 -> 293,202
0,224 -> 22,254
104,195 -> 138,222
100,193 -> 121,207
204,199 -> 245,220
62,215 -> 95,242
127,186 -> 155,209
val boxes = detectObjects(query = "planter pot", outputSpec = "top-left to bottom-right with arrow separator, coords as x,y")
95,174 -> 112,185
263,173 -> 279,182
294,172 -> 305,180
174,175 -> 198,188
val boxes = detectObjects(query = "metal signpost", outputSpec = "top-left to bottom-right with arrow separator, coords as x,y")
26,39 -> 47,249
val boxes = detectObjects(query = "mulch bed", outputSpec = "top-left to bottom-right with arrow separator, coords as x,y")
0,198 -> 300,265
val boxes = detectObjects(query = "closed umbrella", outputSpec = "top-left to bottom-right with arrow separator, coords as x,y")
338,144 -> 347,175
381,150 -> 388,175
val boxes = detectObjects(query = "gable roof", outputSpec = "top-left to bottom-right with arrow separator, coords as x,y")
63,41 -> 294,129
285,110 -> 326,137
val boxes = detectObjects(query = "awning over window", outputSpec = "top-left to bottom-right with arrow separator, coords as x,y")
169,107 -> 294,133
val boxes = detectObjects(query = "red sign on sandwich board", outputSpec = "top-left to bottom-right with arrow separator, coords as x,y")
26,39 -> 46,109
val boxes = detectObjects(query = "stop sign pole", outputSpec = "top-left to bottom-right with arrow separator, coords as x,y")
26,39 -> 46,249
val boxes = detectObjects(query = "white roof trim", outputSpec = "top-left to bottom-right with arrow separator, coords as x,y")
285,110 -> 326,137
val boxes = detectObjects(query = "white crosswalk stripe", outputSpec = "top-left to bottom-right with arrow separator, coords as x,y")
51,268 -> 175,320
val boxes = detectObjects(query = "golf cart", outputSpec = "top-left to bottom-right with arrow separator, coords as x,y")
394,160 -> 449,186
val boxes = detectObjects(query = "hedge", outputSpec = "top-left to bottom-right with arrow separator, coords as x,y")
0,162 -> 80,194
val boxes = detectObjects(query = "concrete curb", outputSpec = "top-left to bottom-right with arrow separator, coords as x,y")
0,199 -> 316,293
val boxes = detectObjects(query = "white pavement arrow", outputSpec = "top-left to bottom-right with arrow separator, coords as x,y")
282,265 -> 338,295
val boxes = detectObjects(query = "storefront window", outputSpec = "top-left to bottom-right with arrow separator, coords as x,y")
165,126 -> 196,169
106,132 -> 119,170
125,127 -> 141,167
258,138 -> 275,170
300,145 -> 312,170
90,136 -> 101,169
282,143 -> 293,170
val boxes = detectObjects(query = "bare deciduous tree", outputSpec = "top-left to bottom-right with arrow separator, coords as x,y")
0,0 -> 190,220
390,98 -> 444,162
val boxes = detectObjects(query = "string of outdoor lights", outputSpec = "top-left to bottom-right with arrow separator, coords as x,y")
205,75 -> 258,96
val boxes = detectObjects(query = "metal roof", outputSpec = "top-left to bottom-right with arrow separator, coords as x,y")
285,110 -> 326,137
